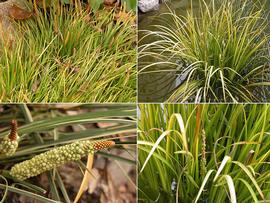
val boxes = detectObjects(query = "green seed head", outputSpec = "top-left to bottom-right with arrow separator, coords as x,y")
10,140 -> 115,180
0,137 -> 19,156
0,120 -> 19,156
200,130 -> 207,177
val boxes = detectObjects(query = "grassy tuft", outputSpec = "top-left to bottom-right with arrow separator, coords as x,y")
139,0 -> 270,102
0,2 -> 136,102
138,104 -> 270,202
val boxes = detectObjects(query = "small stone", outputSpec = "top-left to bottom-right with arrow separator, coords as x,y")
138,0 -> 159,13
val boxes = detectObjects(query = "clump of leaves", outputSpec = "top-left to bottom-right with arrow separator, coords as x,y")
0,0 -> 136,102
138,104 -> 270,202
139,0 -> 270,102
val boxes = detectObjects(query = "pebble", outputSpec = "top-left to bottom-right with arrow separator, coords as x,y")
138,0 -> 159,13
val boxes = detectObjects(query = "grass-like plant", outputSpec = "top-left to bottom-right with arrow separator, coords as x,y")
0,1 -> 136,102
138,104 -> 270,202
139,0 -> 270,102
0,104 -> 136,202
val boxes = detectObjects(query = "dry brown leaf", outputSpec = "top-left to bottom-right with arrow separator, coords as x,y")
0,0 -> 32,48
88,168 -> 100,194
100,172 -> 117,203
8,4 -> 32,20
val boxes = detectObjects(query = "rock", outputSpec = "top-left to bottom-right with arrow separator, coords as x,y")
0,0 -> 32,49
138,0 -> 159,13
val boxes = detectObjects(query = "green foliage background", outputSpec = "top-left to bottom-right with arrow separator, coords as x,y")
138,104 -> 270,202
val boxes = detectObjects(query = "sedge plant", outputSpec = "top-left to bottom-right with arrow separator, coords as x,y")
139,0 -> 270,102
0,104 -> 136,202
0,1 -> 136,102
138,104 -> 270,202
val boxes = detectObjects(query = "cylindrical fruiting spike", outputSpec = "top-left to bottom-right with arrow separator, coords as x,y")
0,120 -> 19,156
0,138 -> 19,156
10,140 -> 115,181
200,130 -> 207,177
9,120 -> 18,141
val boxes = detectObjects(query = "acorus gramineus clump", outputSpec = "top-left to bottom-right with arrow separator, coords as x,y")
0,120 -> 19,156
10,140 -> 115,180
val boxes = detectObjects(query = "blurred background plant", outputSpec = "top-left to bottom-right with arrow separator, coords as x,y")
0,0 -> 136,102
0,104 -> 136,203
87,0 -> 136,11
38,0 -> 136,12
138,104 -> 270,202
139,0 -> 270,102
